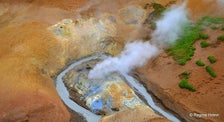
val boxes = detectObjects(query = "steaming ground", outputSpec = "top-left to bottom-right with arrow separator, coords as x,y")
151,2 -> 189,46
88,2 -> 189,79
88,41 -> 158,79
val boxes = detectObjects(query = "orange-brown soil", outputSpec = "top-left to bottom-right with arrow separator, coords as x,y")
0,0 -> 88,121
101,105 -> 170,122
137,2 -> 224,121
1,0 -> 224,122
138,40 -> 224,122
0,0 -> 87,12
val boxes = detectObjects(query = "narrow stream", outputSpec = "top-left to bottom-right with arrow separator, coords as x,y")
122,73 -> 180,122
55,53 -> 180,122
56,54 -> 105,122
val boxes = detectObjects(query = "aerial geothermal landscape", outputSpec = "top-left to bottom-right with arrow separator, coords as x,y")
0,0 -> 224,122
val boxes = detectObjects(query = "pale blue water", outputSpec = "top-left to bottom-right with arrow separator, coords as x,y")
55,53 -> 180,122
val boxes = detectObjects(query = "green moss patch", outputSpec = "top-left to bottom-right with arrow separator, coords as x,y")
211,25 -> 219,30
207,56 -> 217,63
144,3 -> 166,30
179,78 -> 196,91
200,41 -> 210,48
152,3 -> 166,11
196,60 -> 205,66
199,33 -> 209,40
167,16 -> 224,65
217,35 -> 224,41
197,16 -> 224,30
197,16 -> 224,26
167,25 -> 200,65
205,66 -> 217,78
179,71 -> 191,79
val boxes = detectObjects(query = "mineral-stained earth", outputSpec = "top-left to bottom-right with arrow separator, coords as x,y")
62,55 -> 145,115
0,0 -> 224,122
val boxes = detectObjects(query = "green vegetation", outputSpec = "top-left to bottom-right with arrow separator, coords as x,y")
211,25 -> 218,30
146,3 -> 166,30
196,60 -> 205,66
217,35 -> 224,41
168,25 -> 201,65
173,16 -> 222,90
152,3 -> 165,10
179,78 -> 196,91
197,16 -> 224,30
207,56 -> 217,63
199,33 -> 209,40
205,66 -> 217,78
168,16 -> 224,65
179,71 -> 191,79
150,22 -> 157,30
200,41 -> 210,48
197,16 -> 224,26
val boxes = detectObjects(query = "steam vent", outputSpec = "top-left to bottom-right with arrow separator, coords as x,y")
1,0 -> 224,122
63,54 -> 144,114
56,53 -> 170,122
63,53 -> 144,113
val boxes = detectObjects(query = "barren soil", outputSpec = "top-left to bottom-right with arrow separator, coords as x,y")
138,13 -> 224,122
0,0 -> 224,122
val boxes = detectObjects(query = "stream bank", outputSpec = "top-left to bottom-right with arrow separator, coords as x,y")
55,53 -> 180,122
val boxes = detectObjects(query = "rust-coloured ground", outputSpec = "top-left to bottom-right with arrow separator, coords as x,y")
0,0 -> 224,122
138,1 -> 224,122
0,0 -> 88,121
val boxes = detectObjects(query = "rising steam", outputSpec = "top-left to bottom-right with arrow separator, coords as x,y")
217,0 -> 224,4
151,2 -> 189,47
88,41 -> 158,79
88,2 -> 189,79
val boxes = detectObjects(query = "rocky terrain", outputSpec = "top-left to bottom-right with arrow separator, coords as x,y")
0,0 -> 223,122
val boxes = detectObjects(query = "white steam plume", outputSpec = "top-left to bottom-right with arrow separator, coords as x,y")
88,2 -> 189,79
151,2 -> 189,47
88,41 -> 159,79
217,0 -> 224,4
216,0 -> 224,8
